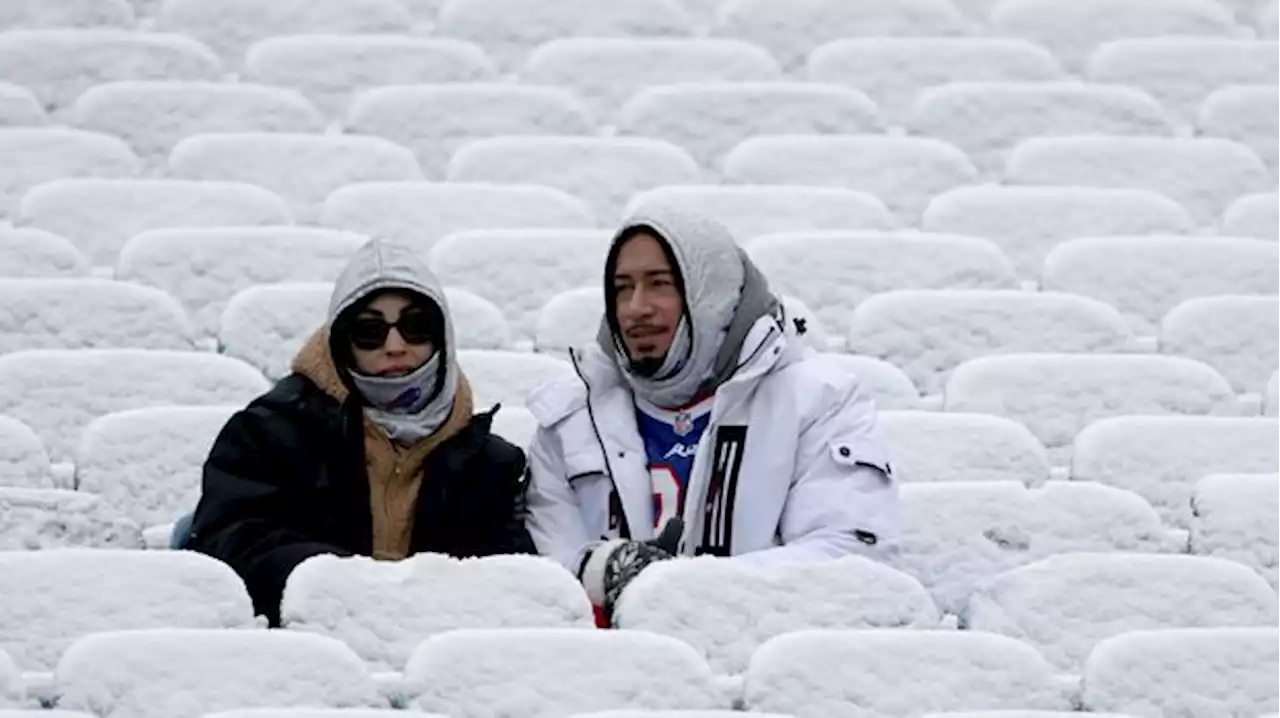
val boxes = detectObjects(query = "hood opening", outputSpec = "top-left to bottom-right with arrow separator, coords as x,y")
603,223 -> 690,377
329,287 -> 448,406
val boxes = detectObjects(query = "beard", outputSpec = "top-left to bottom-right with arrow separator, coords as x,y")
627,355 -> 664,377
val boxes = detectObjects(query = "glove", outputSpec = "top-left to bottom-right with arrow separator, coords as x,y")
578,517 -> 684,621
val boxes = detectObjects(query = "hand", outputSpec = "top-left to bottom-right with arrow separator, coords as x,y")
579,518 -> 684,621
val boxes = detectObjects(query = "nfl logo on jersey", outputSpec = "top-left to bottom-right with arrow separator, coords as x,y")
673,411 -> 694,437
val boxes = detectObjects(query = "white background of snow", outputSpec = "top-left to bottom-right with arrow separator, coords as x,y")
1269,371 -> 1279,416
1160,295 -> 1278,394
615,555 -> 942,675
0,229 -> 89,279
405,628 -> 728,717
534,286 -> 603,355
54,628 -> 384,717
444,288 -> 513,350
0,349 -> 268,461
280,553 -> 593,673
0,129 -> 139,219
920,713 -> 1137,718
879,410 -> 1050,485
204,712 -> 444,718
921,186 -> 1196,281
813,353 -> 920,409
1192,473 -> 1280,588
0,415 -> 51,489
320,182 -> 596,256
490,405 -> 537,449
743,629 -> 1072,717
0,488 -> 142,550
1081,628 -> 1279,717
724,136 -> 978,223
0,713 -> 94,717
1070,416 -> 1280,527
1222,192 -> 1279,240
0,279 -> 193,353
0,0 -> 132,30
458,350 -> 574,408
0,549 -> 256,672
566,713 -> 791,718
847,290 -> 1135,396
1198,85 -> 1279,178
0,650 -> 18,707
0,82 -> 46,126
217,283 -> 330,379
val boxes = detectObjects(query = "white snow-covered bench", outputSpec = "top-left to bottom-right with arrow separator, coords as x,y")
880,411 -> 1050,486
0,487 -> 142,550
0,82 -> 44,126
1198,85 -> 1278,178
0,416 -> 50,490
445,289 -> 513,351
1192,473 -> 1280,589
1222,192 -> 1278,241
0,229 -> 87,279
1161,296 -> 1278,394
0,279 -> 192,353
921,713 -> 1137,718
0,128 -> 138,218
0,0 -> 133,31
534,287 -> 606,355
814,354 -> 920,409
458,350 -> 574,408
566,713 -> 787,718
1269,372 -> 1279,417
203,713 -> 442,718
0,649 -> 19,707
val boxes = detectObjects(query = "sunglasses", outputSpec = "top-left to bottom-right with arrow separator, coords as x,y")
349,311 -> 435,350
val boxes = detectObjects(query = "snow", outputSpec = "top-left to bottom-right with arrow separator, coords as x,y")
17,178 -> 294,267
218,283 -> 330,380
566,713 -> 788,718
405,628 -> 727,717
1160,296 -> 1278,394
0,651 -> 17,707
534,287 -> 604,355
1191,473 -> 1280,588
448,137 -> 700,223
1070,416 -> 1280,527
457,350 -> 574,408
1222,192 -> 1278,241
847,290 -> 1135,396
429,229 -> 612,341
1041,236 -> 1278,334
320,182 -> 595,256
920,714 -> 1137,718
280,553 -> 594,673
0,349 -> 268,461
0,128 -> 139,220
1081,628 -> 1279,717
491,405 -> 537,449
806,38 -> 1065,125
0,0 -> 132,30
619,82 -> 884,171
1269,372 -> 1279,416
168,133 -> 423,224
206,713 -> 443,718
743,630 -> 1072,717
1261,0 -> 1280,37
879,410 -> 1051,486
813,354 -> 920,410
723,136 -> 978,223
0,278 -> 193,352
444,288 -> 513,350
0,228 -> 89,278
116,226 -> 366,338
0,416 -> 49,490
921,186 -> 1196,281
0,83 -> 45,126
614,555 -> 942,675
1197,85 -> 1278,179
54,628 -> 384,717
347,85 -> 592,179
0,487 -> 143,550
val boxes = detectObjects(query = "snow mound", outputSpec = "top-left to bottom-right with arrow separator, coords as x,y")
615,555 -> 942,675
807,38 -> 1064,125
1006,137 -> 1271,225
1161,295 -> 1278,394
0,278 -> 193,352
205,712 -> 442,718
1198,85 -> 1278,179
1071,416 -> 1280,527
168,133 -> 422,223
0,128 -> 138,219
619,82 -> 883,170
1261,0 -> 1280,37
0,712 -> 97,718
491,405 -> 537,449
1270,372 -> 1279,416
0,487 -> 142,550
1192,473 -> 1280,589
18,178 -> 293,267
457,350 -> 574,408
0,228 -> 88,279
1081,628 -> 1279,717
219,283 -> 330,379
322,182 -> 595,256
813,354 -> 920,409
0,349 -> 267,461
406,628 -> 726,717
117,226 -> 366,338
1041,235 -> 1278,334
74,405 -> 237,529
920,712 -> 1137,718
0,650 -> 17,707
0,0 -> 133,31
566,713 -> 790,718
55,628 -> 383,717
281,553 -> 593,672
534,287 -> 604,355
1222,192 -> 1278,241
0,416 -> 50,490
724,136 -> 977,223
880,410 -> 1050,486
443,288 -> 513,350
0,549 -> 256,673
921,186 -> 1195,280
744,629 -> 1071,717
0,82 -> 45,126
449,137 -> 699,223
849,290 -> 1134,396
348,85 -> 591,179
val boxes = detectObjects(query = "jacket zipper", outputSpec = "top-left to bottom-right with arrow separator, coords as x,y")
569,347 -> 631,540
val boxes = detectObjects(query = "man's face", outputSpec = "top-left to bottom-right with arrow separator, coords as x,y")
613,232 -> 684,362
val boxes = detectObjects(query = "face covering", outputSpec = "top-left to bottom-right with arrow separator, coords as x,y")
348,350 -> 455,445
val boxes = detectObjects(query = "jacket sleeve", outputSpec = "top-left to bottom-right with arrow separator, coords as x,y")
470,434 -> 538,556
525,425 -> 595,573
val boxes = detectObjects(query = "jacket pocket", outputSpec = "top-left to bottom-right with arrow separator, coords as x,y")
829,439 -> 894,483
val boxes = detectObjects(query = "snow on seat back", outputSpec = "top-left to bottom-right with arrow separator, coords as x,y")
848,290 -> 1135,396
566,713 -> 791,718
0,349 -> 268,462
1072,416 -> 1280,528
919,713 -> 1139,718
880,410 -> 1050,486
1041,236 -> 1278,335
55,629 -> 383,717
1261,0 -> 1280,37
0,0 -> 133,31
17,179 -> 293,268
0,279 -> 193,353
1269,372 -> 1279,416
457,350 -> 574,408
1082,628 -> 1280,717
807,38 -> 1065,126
618,82 -> 884,170
0,228 -> 88,278
921,186 -> 1195,280
203,713 -> 444,718
1161,296 -> 1278,394
450,137 -> 700,223
534,287 -> 603,355
1192,473 -> 1280,588
443,288 -> 512,350
1223,193 -> 1278,241
405,628 -> 726,716
0,487 -> 141,549
0,650 -> 17,707
348,85 -> 592,179
0,82 -> 45,126
1198,86 -> 1279,179
219,283 -> 330,379
321,182 -> 595,256
0,128 -> 138,219
724,136 -> 977,223
0,415 -> 50,489
614,555 -> 941,675
813,354 -> 920,409
744,630 -> 1071,717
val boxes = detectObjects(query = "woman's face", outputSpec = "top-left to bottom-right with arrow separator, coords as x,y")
349,292 -> 436,377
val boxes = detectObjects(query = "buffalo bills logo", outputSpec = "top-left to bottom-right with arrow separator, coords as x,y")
388,387 -> 422,411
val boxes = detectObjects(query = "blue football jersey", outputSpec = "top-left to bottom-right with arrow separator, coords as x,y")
634,394 -> 714,531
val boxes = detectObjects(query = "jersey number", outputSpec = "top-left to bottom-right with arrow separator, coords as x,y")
650,465 -> 681,530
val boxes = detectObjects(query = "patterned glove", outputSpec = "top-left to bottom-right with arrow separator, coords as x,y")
578,517 -> 684,621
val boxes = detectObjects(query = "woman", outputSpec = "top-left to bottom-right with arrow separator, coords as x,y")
186,238 -> 533,625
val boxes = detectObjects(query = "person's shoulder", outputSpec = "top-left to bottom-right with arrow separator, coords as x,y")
767,346 -> 862,395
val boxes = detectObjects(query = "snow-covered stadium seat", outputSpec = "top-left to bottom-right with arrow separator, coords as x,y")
0,416 -> 50,489
619,83 -> 883,170
0,487 -> 142,550
744,630 -> 1071,717
534,287 -> 602,355
1041,236 -> 1278,334
0,549 -> 255,673
1261,0 -> 1280,37
1198,86 -> 1278,178
848,290 -> 1135,396
1161,296 -> 1278,394
566,714 -> 786,718
806,38 -> 1065,125
0,82 -> 44,126
0,279 -> 193,353
1222,192 -> 1278,241
117,226 -> 365,338
449,137 -> 700,223
921,186 -> 1196,280
1081,628 -> 1279,717
920,714 -> 1136,718
55,629 -> 384,716
1072,416 -> 1280,528
0,128 -> 138,218
0,0 -> 133,31
218,283 -> 329,379
203,713 -> 442,718
405,629 -> 726,716
0,349 -> 268,461
280,553 -> 593,672
444,288 -> 513,350
17,178 -> 293,267
1192,473 -> 1279,588
816,354 -> 920,409
965,553 -> 1278,672
321,182 -> 595,255
458,350 -> 574,408
0,650 -> 18,707
615,555 -> 941,675
347,85 -> 593,179
0,228 -> 88,278
1269,372 -> 1279,417
880,411 -> 1051,486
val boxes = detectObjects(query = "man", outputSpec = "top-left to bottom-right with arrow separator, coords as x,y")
525,199 -> 899,621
